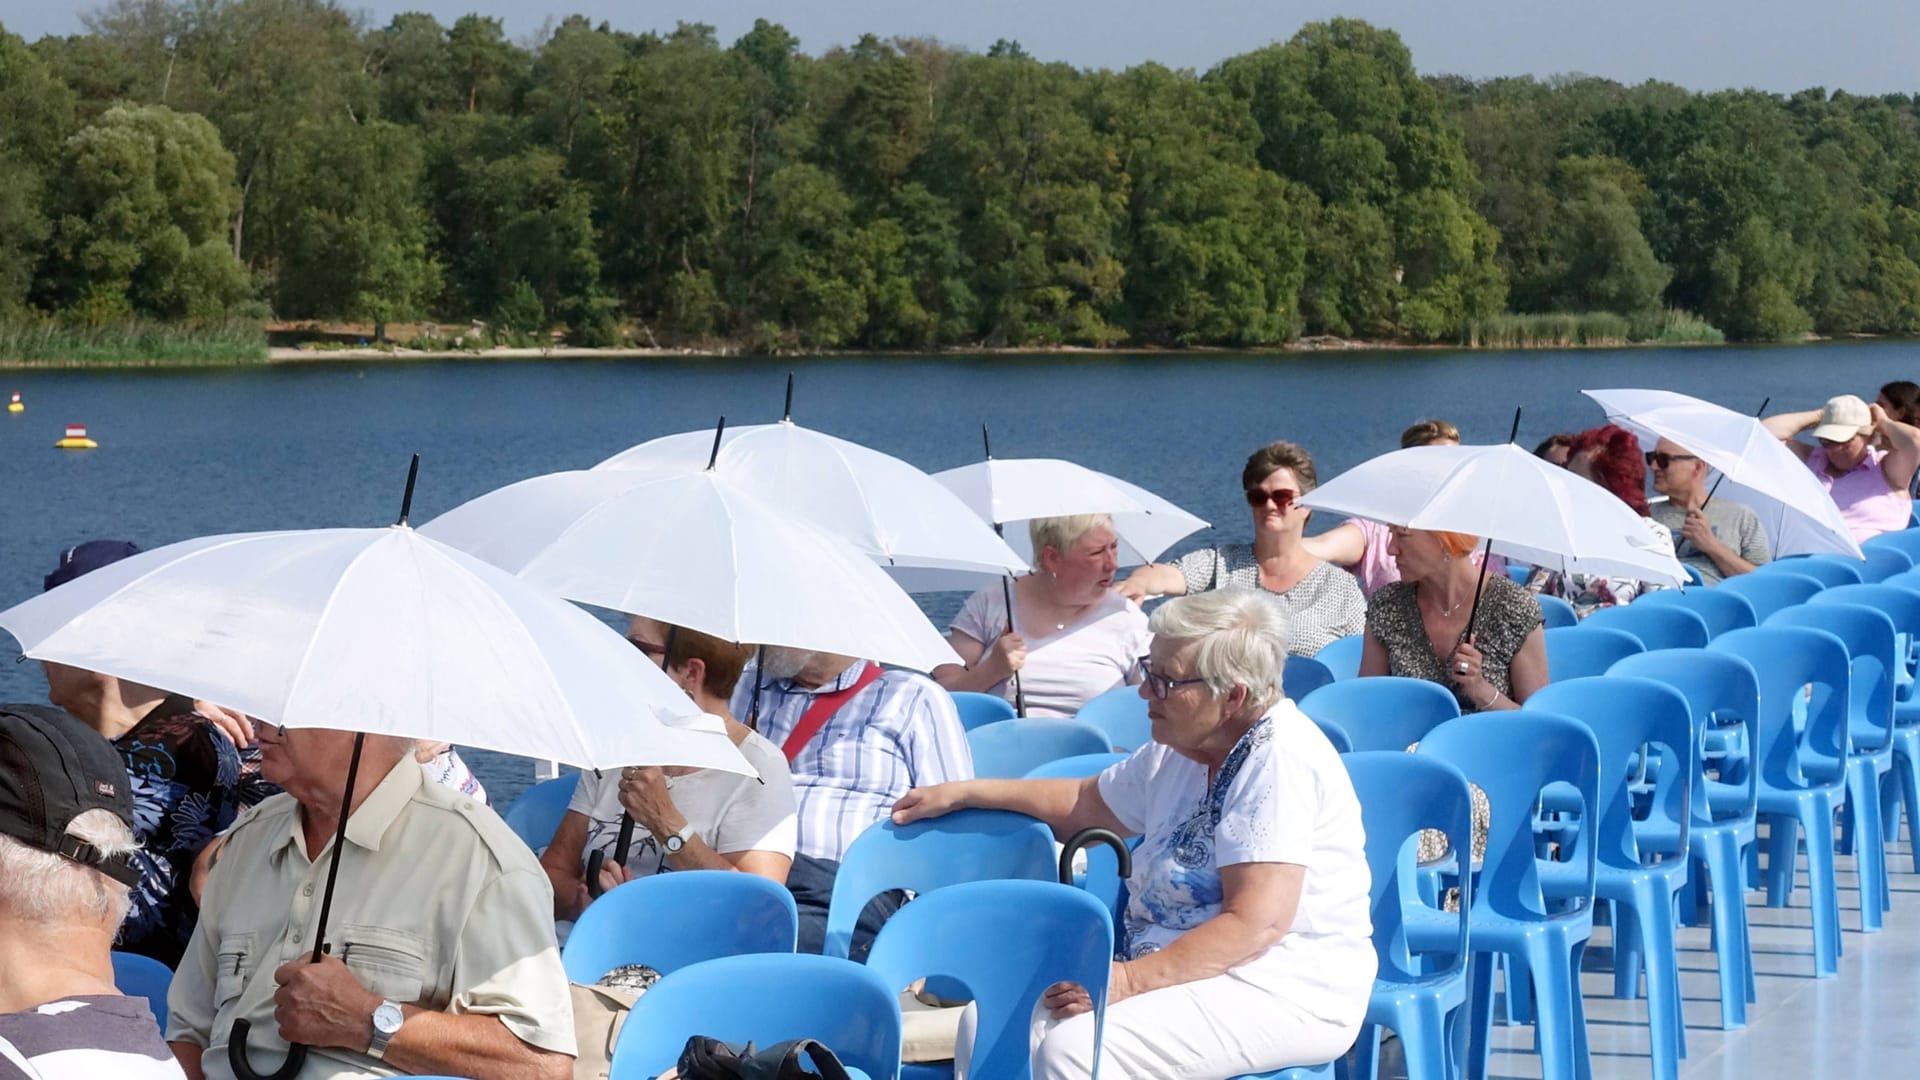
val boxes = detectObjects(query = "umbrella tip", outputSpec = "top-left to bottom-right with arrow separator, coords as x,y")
396,453 -> 421,527
783,372 -> 794,423
706,417 -> 727,471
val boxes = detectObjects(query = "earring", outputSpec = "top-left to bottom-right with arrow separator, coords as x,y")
1442,551 -> 1453,563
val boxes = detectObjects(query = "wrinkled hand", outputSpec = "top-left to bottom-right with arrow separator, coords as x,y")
1115,574 -> 1152,605
1043,981 -> 1092,1020
413,740 -> 452,764
988,632 -> 1028,678
892,783 -> 968,826
194,701 -> 255,749
596,857 -> 632,896
617,767 -> 685,840
271,952 -> 379,1051
1680,508 -> 1721,553
1447,638 -> 1491,700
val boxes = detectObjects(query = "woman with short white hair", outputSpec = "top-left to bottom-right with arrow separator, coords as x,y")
935,513 -> 1150,718
898,590 -> 1373,1079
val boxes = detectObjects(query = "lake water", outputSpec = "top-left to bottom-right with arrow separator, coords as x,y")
4,340 -> 1915,803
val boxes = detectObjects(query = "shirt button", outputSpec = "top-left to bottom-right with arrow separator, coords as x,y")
292,931 -> 303,945
303,884 -> 314,897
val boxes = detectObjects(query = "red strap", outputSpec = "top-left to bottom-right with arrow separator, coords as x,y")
781,662 -> 886,762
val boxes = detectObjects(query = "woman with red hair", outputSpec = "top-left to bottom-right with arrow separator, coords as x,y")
1526,424 -> 1676,615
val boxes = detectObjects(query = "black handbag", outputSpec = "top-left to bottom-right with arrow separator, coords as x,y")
675,1036 -> 853,1080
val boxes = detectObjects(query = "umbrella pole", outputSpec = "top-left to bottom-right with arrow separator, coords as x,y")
1464,406 -> 1525,638
783,372 -> 795,422
980,424 -> 1026,716
1700,397 -> 1769,512
228,731 -> 368,1080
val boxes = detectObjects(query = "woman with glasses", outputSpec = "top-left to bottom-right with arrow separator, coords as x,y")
895,590 -> 1372,1080
1525,424 -> 1676,616
540,617 -> 797,925
1117,441 -> 1364,656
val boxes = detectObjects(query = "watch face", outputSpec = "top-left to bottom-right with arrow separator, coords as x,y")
663,833 -> 685,853
374,1002 -> 405,1035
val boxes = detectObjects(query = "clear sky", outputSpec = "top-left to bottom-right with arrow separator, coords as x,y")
8,0 -> 1918,95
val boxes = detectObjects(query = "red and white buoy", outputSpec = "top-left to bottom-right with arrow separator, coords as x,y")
55,423 -> 98,450
6,391 -> 20,414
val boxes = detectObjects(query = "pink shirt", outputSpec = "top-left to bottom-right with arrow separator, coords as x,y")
1348,518 -> 1507,598
1808,443 -> 1912,542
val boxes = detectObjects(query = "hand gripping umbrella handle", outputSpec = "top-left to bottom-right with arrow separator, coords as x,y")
585,813 -> 638,899
1059,827 -> 1133,885
228,1021 -> 307,1080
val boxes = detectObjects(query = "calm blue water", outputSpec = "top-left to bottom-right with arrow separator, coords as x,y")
3,341 -> 1914,802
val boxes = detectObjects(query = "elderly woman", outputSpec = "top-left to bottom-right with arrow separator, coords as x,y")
935,514 -> 1151,718
896,590 -> 1373,1079
1526,424 -> 1676,616
1118,441 -> 1365,657
542,617 -> 796,923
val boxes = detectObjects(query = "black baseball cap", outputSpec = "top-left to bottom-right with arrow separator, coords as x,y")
0,705 -> 141,886
44,540 -> 141,592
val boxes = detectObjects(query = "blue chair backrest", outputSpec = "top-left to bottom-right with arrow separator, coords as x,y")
1023,752 -> 1129,780
1526,677 -> 1694,871
1342,752 -> 1474,980
968,717 -> 1114,778
1813,583 -> 1920,644
1313,715 -> 1354,752
1285,654 -> 1336,700
868,881 -> 1113,1080
1886,567 -> 1920,597
1709,627 -> 1852,788
111,951 -> 172,1030
1020,751 -> 1135,924
562,870 -> 799,984
1544,625 -> 1644,681
1298,677 -> 1460,753
1768,603 -> 1897,744
1073,684 -> 1152,752
1756,555 -> 1864,587
1719,571 -> 1825,622
1581,603 -> 1711,651
1314,633 -> 1366,680
1860,546 -> 1914,583
1537,594 -> 1580,629
825,809 -> 1057,959
1416,712 -> 1601,920
501,773 -> 578,852
1634,587 -> 1757,639
950,691 -> 1017,731
610,953 -> 902,1080
1864,529 -> 1920,562
1608,648 -> 1762,825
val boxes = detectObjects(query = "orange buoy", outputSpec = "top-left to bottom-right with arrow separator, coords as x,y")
55,423 -> 98,450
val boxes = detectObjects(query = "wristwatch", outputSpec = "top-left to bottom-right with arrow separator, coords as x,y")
662,824 -> 696,855
368,999 -> 405,1059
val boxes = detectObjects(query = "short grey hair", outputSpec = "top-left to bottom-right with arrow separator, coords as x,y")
0,809 -> 138,928
1028,514 -> 1113,560
1148,590 -> 1291,712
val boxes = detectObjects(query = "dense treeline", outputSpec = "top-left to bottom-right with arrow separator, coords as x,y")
3,3 -> 1919,351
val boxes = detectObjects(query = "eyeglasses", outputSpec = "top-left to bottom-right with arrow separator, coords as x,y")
1643,452 -> 1698,469
1244,488 -> 1300,510
1136,657 -> 1208,700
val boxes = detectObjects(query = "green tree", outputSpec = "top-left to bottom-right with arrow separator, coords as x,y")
369,12 -> 452,124
0,28 -> 74,314
1534,157 -> 1670,314
446,14 -> 522,115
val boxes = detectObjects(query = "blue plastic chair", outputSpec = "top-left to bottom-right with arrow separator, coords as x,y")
1298,677 -> 1461,754
1859,546 -> 1914,583
1508,563 -> 1532,585
1022,752 -> 1135,926
825,809 -> 1058,960
950,691 -> 1017,731
967,717 -> 1114,778
1767,603 -> 1898,933
1537,594 -> 1580,629
1342,753 -> 1475,1080
111,950 -> 172,1031
1634,587 -> 1757,640
1608,649 -> 1760,1031
1073,684 -> 1152,752
1812,584 -> 1920,871
1581,603 -> 1711,651
1864,528 -> 1920,562
1313,715 -> 1354,753
1285,654 -> 1336,700
1315,633 -> 1366,681
868,881 -> 1113,1080
1709,626 -> 1852,977
1543,625 -> 1643,681
1718,570 -> 1825,622
610,953 -> 902,1080
562,870 -> 799,984
1409,712 -> 1600,1080
1884,566 -> 1920,597
1526,678 -> 1693,1080
1755,554 -> 1865,587
501,773 -> 579,853
1022,752 -> 1128,780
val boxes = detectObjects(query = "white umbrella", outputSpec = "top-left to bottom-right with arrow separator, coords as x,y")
1583,387 -> 1864,559
419,468 -> 961,671
931,457 -> 1208,568
595,419 -> 1028,582
1299,442 -> 1689,588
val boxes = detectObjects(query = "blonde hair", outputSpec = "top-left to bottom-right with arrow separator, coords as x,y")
0,809 -> 137,927
1401,419 -> 1460,448
1147,590 -> 1290,713
1028,514 -> 1114,561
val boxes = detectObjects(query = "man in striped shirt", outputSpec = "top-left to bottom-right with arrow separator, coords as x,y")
732,648 -> 973,956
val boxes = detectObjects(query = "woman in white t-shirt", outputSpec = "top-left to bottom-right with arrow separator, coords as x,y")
934,514 -> 1150,718
541,618 -> 797,923
896,591 -> 1373,1080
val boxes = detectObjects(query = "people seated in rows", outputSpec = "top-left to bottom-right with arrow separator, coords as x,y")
894,590 -> 1373,1080
1117,441 -> 1365,657
935,514 -> 1150,718
167,726 -> 575,1079
544,618 -> 796,924
1765,394 -> 1920,542
732,648 -> 971,957
1646,437 -> 1771,584
0,706 -> 184,1079
1527,425 -> 1676,616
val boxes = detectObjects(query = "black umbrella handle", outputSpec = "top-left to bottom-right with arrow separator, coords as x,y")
228,1021 -> 307,1080
1060,827 -> 1133,884
585,813 -> 637,899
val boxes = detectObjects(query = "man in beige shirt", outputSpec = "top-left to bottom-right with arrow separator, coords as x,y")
166,726 -> 574,1080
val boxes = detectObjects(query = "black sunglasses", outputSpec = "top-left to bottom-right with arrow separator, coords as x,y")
1643,451 -> 1698,469
1244,488 -> 1300,510
1136,657 -> 1207,700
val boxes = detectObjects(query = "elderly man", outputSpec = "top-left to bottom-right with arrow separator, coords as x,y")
1765,394 -> 1920,542
166,726 -> 573,1080
733,649 -> 972,956
0,705 -> 183,1078
1645,438 -> 1771,584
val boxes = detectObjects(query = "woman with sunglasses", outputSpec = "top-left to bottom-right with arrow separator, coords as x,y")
1117,441 -> 1364,657
895,590 -> 1372,1080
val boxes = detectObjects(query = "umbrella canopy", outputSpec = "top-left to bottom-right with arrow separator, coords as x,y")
0,527 -> 752,775
1299,442 -> 1689,587
1583,387 -> 1864,559
420,469 -> 961,671
595,420 -> 1028,582
933,457 -> 1208,565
